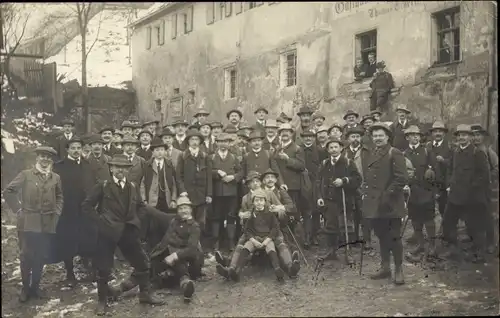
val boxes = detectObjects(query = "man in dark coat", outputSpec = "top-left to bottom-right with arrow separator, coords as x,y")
251,107 -> 268,132
365,52 -> 377,77
121,135 -> 146,186
210,133 -> 242,251
81,155 -> 164,315
191,108 -> 210,130
362,123 -> 408,285
173,119 -> 189,151
100,127 -> 119,157
136,129 -> 153,161
360,115 -> 375,149
342,110 -> 361,137
316,125 -> 330,162
53,119 -> 75,160
226,109 -> 243,131
295,106 -> 314,146
263,119 -> 280,152
390,104 -> 414,151
176,129 -> 213,243
369,61 -> 395,112
199,122 -> 215,155
53,136 -> 90,285
441,124 -> 491,263
316,138 -> 362,264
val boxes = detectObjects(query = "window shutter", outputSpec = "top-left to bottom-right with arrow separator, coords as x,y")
186,6 -> 194,33
256,2 -> 264,6
225,2 -> 232,17
243,2 -> 251,11
146,26 -> 152,49
235,2 -> 243,14
206,2 -> 215,24
171,14 -> 177,39
159,21 -> 165,45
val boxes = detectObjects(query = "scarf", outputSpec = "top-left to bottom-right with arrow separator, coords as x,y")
35,163 -> 52,177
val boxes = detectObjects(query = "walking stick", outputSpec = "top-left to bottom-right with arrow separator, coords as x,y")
286,225 -> 310,268
341,189 -> 351,265
400,188 -> 411,238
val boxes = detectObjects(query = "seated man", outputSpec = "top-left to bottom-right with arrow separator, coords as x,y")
110,197 -> 203,303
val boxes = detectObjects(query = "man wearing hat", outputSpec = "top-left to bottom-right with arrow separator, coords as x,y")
369,60 -> 395,112
276,112 -> 292,124
402,125 -> 438,262
176,129 -> 213,245
226,109 -> 243,130
342,110 -> 360,136
136,129 -> 154,161
53,136 -> 92,285
363,123 -> 408,285
112,130 -> 124,152
53,118 -> 75,160
471,124 -> 498,254
81,134 -> 93,160
210,121 -> 223,144
159,127 -> 182,169
360,114 -> 375,148
142,120 -> 160,138
172,119 -> 189,151
210,133 -> 243,251
391,104 -> 415,151
251,106 -> 269,132
120,120 -> 135,137
192,108 -> 210,130
199,122 -> 215,155
316,125 -> 330,162
425,121 -> 452,238
121,135 -> 146,186
263,119 -> 280,152
295,106 -> 314,145
82,154 -> 165,314
133,123 -> 143,140
311,112 -> 326,133
3,146 -> 63,302
441,124 -> 491,262
328,123 -> 344,140
239,121 -> 254,137
370,109 -> 382,123
316,137 -> 361,264
127,114 -> 140,126
100,127 -> 119,157
343,126 -> 373,251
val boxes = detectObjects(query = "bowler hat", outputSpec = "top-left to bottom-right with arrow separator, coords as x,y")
61,119 -> 75,126
404,125 -> 424,136
176,196 -> 192,206
376,61 -> 386,69
35,146 -> 57,157
150,138 -> 166,150
429,121 -> 448,133
360,115 -> 375,125
248,130 -> 265,140
216,133 -> 232,142
108,154 -> 133,167
226,109 -> 243,119
254,106 -> 268,114
312,112 -> 326,121
223,126 -> 238,134
88,134 -> 105,144
471,124 -> 488,135
277,112 -> 292,123
343,110 -> 359,120
297,106 -> 314,116
325,137 -> 345,149
453,124 -> 473,135
395,104 -> 411,114
66,136 -> 83,148
345,126 -> 365,138
278,123 -> 294,133
121,120 -> 134,129
142,119 -> 160,127
265,119 -> 279,128
245,170 -> 261,183
211,121 -> 223,129
159,127 -> 175,137
237,130 -> 249,139
260,168 -> 279,180
194,108 -> 210,117
99,126 -> 115,134
186,129 -> 204,142
121,135 -> 140,145
300,129 -> 316,137
138,129 -> 153,138
369,123 -> 392,137
172,119 -> 189,127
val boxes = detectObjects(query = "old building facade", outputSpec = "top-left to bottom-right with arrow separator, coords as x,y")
129,1 -> 497,138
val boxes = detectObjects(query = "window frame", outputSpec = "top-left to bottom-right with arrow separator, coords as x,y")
224,66 -> 238,100
146,26 -> 152,50
280,49 -> 297,89
356,29 -> 377,65
184,5 -> 194,34
432,6 -> 461,66
171,13 -> 178,39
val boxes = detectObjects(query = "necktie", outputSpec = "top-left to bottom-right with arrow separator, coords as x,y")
157,162 -> 161,171
129,156 -> 133,163
331,158 -> 337,165
434,142 -> 439,147
118,180 -> 124,189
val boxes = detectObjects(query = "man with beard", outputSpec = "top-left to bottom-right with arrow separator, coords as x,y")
121,135 -> 146,186
199,122 -> 215,154
316,125 -> 330,162
53,119 -> 75,160
343,127 -> 372,252
362,123 -> 407,285
226,109 -> 243,130
100,127 -> 119,157
263,119 -> 280,152
252,107 -> 268,132
470,124 -> 498,255
369,61 -> 395,112
360,114 -> 375,148
160,127 -> 182,170
425,121 -> 452,240
173,119 -> 189,151
311,112 -> 326,133
211,133 -> 242,251
316,138 -> 361,265
136,129 -> 153,161
82,155 -> 165,315
176,129 -> 213,248
390,104 -> 414,151
53,137 -> 91,286
441,125 -> 490,263
295,106 -> 314,145
402,126 -> 438,262
3,146 -> 63,302
301,130 -> 321,246
342,110 -> 360,136
142,120 -> 160,138
120,121 -> 135,137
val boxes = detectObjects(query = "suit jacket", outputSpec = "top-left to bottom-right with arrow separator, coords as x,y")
176,150 -> 213,206
164,147 -> 182,170
366,62 -> 376,77
295,125 -> 312,146
251,121 -> 266,132
425,139 -> 452,188
53,134 -> 73,160
211,151 -> 242,197
103,143 -> 120,157
343,145 -> 370,182
242,149 -> 284,186
274,142 -> 305,191
86,153 -> 111,187
173,136 -> 188,151
263,136 -> 279,153
127,154 -> 146,186
390,120 -> 414,151
362,145 -> 408,218
141,158 -> 177,208
403,145 -> 436,205
136,145 -> 153,161
81,179 -> 146,242
201,139 -> 216,155
302,144 -> 321,183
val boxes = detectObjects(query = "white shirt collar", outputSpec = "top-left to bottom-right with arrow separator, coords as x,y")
189,147 -> 199,156
267,135 -> 276,142
266,186 -> 276,191
127,153 -> 135,161
410,143 -> 420,150
257,119 -> 265,125
64,132 -> 73,139
281,140 -> 292,149
350,145 -> 360,152
252,148 -> 262,153
176,134 -> 185,141
142,144 -> 150,150
399,120 -> 407,126
112,175 -> 126,187
303,143 -> 314,148
154,158 -> 163,167
331,155 -> 341,163
67,155 -> 80,163
433,140 -> 443,147
459,144 -> 470,150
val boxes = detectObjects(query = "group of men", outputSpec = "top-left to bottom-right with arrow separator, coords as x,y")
3,102 -> 498,315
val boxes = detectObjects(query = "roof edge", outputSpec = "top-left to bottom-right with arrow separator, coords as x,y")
127,2 -> 184,29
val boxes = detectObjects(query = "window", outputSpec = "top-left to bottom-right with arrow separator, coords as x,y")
171,14 -> 177,39
146,26 -> 152,49
235,2 -> 243,14
207,2 -> 215,24
155,22 -> 164,46
225,2 -> 232,17
280,50 -> 297,88
356,30 -> 377,65
183,6 -> 194,34
187,90 -> 196,105
433,7 -> 460,65
224,67 -> 237,100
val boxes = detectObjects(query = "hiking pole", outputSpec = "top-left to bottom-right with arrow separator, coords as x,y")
286,225 -> 310,268
400,187 -> 411,239
341,189 -> 352,265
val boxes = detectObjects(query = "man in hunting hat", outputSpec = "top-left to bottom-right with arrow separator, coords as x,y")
471,124 -> 498,255
252,106 -> 269,132
3,146 -> 62,302
360,114 -> 375,148
112,130 -> 124,152
343,126 -> 373,251
172,119 -> 190,151
316,125 -> 330,162
136,129 -> 154,161
311,112 -> 326,133
226,109 -> 243,130
402,125 -> 438,262
210,133 -> 243,251
53,136 -> 92,286
159,127 -> 182,169
441,124 -> 491,262
121,135 -> 146,186
53,118 -> 75,160
342,110 -> 360,134
192,108 -> 211,130
199,122 -> 215,155
176,129 -> 213,245
295,106 -> 314,145
316,138 -> 361,264
142,120 -> 160,138
263,119 -> 280,152
363,123 -> 408,285
277,112 -> 292,124
369,60 -> 395,112
391,104 -> 414,151
82,154 -> 165,314
100,127 -> 119,157
121,120 -> 135,137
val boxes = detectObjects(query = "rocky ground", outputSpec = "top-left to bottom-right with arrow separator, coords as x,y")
1,207 -> 499,317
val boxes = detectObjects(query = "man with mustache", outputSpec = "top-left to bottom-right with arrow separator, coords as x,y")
295,106 -> 314,146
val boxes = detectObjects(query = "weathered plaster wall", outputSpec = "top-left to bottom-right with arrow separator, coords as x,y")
131,1 -> 496,129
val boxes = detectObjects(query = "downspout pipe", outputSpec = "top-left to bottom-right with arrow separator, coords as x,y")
486,1 -> 497,134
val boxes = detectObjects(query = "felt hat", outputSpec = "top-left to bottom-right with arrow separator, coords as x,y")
186,128 -> 204,142
265,119 -> 279,128
66,136 -> 83,148
176,196 -> 192,206
99,126 -> 115,134
369,123 -> 392,137
328,123 -> 343,134
300,129 -> 316,137
121,135 -> 140,145
277,112 -> 292,123
223,125 -> 238,134
121,120 -> 135,129
237,130 -> 249,139
251,188 -> 268,201
113,130 -> 124,137
370,109 -> 382,116
343,110 -> 359,120
278,123 -> 294,133
138,129 -> 153,138
127,115 -> 139,122
245,170 -> 261,183
159,127 -> 175,137
88,134 -> 105,144
471,124 -> 488,135
34,146 -> 57,157
260,168 -> 279,180
376,61 -> 386,68
61,118 -> 75,126
216,133 -> 232,142
345,126 -> 365,138
150,138 -> 166,150
211,121 -> 224,129
395,104 -> 411,114
254,106 -> 268,114
108,154 -> 133,167
240,121 -> 253,131
325,137 -> 345,149
312,112 -> 326,121
199,121 -> 212,129
248,130 -> 265,141
142,119 -> 160,127
194,108 -> 210,117
404,125 -> 424,136
360,115 -> 375,125
226,109 -> 243,119
172,118 -> 189,127
297,106 -> 314,116
316,125 -> 329,134
453,124 -> 473,135
429,121 -> 449,133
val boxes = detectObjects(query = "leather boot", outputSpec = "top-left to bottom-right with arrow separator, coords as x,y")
215,250 -> 229,267
180,276 -> 195,303
406,231 -> 425,262
393,265 -> 405,285
228,248 -> 249,282
137,272 -> 165,305
277,244 -> 300,278
370,243 -> 391,280
96,280 -> 109,316
227,224 -> 236,251
30,261 -> 47,299
216,263 -> 230,279
288,251 -> 301,278
19,260 -> 31,303
267,250 -> 285,281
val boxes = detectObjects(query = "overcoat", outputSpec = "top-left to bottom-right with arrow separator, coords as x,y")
150,216 -> 201,261
102,144 -> 120,157
136,145 -> 153,161
86,153 -> 111,185
173,137 -> 188,151
241,149 -> 284,186
263,136 -> 280,152
176,150 -> 213,206
274,142 -> 305,191
425,139 -> 453,189
53,134 -> 73,160
343,145 -> 371,182
141,158 -> 177,208
164,147 -> 182,169
126,154 -> 146,186
211,151 -> 242,197
361,144 -> 408,219
403,145 -> 436,205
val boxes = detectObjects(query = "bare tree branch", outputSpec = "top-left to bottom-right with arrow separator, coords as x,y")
85,10 -> 103,59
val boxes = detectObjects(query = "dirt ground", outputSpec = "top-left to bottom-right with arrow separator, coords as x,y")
1,209 -> 499,318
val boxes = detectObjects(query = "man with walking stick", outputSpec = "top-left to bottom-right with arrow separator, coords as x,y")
316,138 -> 361,265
